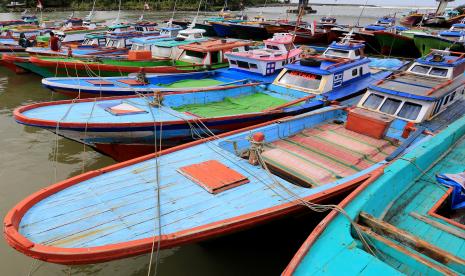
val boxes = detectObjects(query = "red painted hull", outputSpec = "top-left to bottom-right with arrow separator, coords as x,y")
1,53 -> 29,74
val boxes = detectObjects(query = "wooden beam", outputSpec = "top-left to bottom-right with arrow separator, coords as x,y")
359,212 -> 465,271
356,224 -> 457,276
409,212 -> 465,240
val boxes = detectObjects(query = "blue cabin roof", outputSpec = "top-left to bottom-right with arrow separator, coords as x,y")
329,41 -> 365,51
378,17 -> 395,24
130,35 -> 172,44
365,25 -> 387,31
452,23 -> 465,28
285,58 -> 370,76
418,52 -> 465,67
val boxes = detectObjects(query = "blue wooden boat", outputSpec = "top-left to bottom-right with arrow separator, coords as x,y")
5,49 -> 465,264
284,104 -> 465,276
41,69 -> 277,98
14,38 -> 397,160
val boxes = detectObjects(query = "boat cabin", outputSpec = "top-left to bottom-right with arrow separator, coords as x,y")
104,33 -> 141,49
145,28 -> 207,59
273,39 -> 370,94
225,33 -> 302,76
81,33 -> 107,47
176,28 -> 206,40
159,26 -> 182,37
108,24 -> 133,34
320,16 -> 337,25
364,16 -> 407,32
178,39 -> 252,67
133,21 -> 159,35
358,50 -> 465,123
64,18 -> 83,28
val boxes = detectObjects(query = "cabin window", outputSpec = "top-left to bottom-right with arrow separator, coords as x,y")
180,50 -> 207,63
266,45 -> 280,50
363,94 -> 384,109
278,71 -> 322,90
250,63 -> 258,69
411,65 -> 430,74
430,67 -> 448,77
444,95 -> 450,105
211,51 -> 220,63
232,48 -> 239,52
237,61 -> 250,69
450,92 -> 456,102
397,102 -> 422,120
380,98 -> 402,115
354,49 -> 361,56
352,68 -> 358,76
230,60 -> 237,65
359,67 -> 363,75
324,49 -> 349,58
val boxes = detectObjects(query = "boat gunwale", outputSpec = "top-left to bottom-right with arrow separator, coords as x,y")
3,114 -> 377,264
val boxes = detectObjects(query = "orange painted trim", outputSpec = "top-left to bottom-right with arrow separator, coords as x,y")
427,187 -> 465,231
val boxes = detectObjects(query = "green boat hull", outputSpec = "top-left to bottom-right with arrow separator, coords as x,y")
414,34 -> 465,56
374,31 -> 421,57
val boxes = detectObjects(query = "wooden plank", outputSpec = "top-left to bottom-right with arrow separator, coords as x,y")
356,224 -> 457,276
359,212 -> 465,271
409,212 -> 465,240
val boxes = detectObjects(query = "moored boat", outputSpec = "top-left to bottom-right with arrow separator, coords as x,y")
13,38 -> 397,160
6,50 -> 465,266
284,96 -> 465,275
414,22 -> 465,56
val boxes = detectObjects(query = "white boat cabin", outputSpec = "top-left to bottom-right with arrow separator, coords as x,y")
358,50 -> 465,123
225,33 -> 302,76
272,39 -> 370,94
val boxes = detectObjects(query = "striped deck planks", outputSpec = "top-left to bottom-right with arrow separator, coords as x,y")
261,123 -> 397,187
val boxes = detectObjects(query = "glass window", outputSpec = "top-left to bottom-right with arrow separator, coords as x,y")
179,50 -> 207,63
352,68 -> 358,76
237,61 -> 250,69
250,63 -> 258,69
278,71 -> 322,90
430,67 -> 448,77
355,49 -> 361,56
230,60 -> 237,65
193,33 -> 203,38
411,65 -> 430,74
324,49 -> 349,58
266,45 -> 280,50
444,95 -> 450,105
359,67 -> 363,75
380,98 -> 402,114
450,92 -> 456,102
397,102 -> 422,120
363,94 -> 384,109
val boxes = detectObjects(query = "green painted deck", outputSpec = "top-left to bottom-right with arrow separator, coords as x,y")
159,79 -> 225,88
173,93 -> 288,117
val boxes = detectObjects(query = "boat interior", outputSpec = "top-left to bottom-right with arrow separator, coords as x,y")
348,132 -> 465,274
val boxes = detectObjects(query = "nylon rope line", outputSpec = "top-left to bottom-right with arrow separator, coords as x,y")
82,98 -> 97,173
144,91 -> 162,276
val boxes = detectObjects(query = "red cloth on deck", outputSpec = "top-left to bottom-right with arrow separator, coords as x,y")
50,36 -> 60,51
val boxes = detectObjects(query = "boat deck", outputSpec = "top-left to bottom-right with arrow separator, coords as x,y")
261,123 -> 397,187
16,109 -> 391,251
383,136 -> 465,261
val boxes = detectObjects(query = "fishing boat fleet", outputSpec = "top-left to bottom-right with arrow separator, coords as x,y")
2,1 -> 465,275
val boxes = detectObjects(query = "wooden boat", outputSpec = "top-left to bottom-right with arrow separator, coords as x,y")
225,33 -> 302,75
13,38 -> 397,160
373,29 -> 421,57
7,51 -> 465,265
227,21 -> 271,40
210,21 -> 238,37
284,103 -> 465,275
414,22 -> 465,56
330,16 -> 408,54
41,69 -> 277,98
20,39 -> 250,78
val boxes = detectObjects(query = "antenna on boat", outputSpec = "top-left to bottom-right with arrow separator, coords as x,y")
113,0 -> 122,24
167,0 -> 178,28
188,0 -> 203,29
85,0 -> 97,21
356,0 -> 369,27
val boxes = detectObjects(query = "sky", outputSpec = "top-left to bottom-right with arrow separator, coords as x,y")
314,0 -> 463,7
